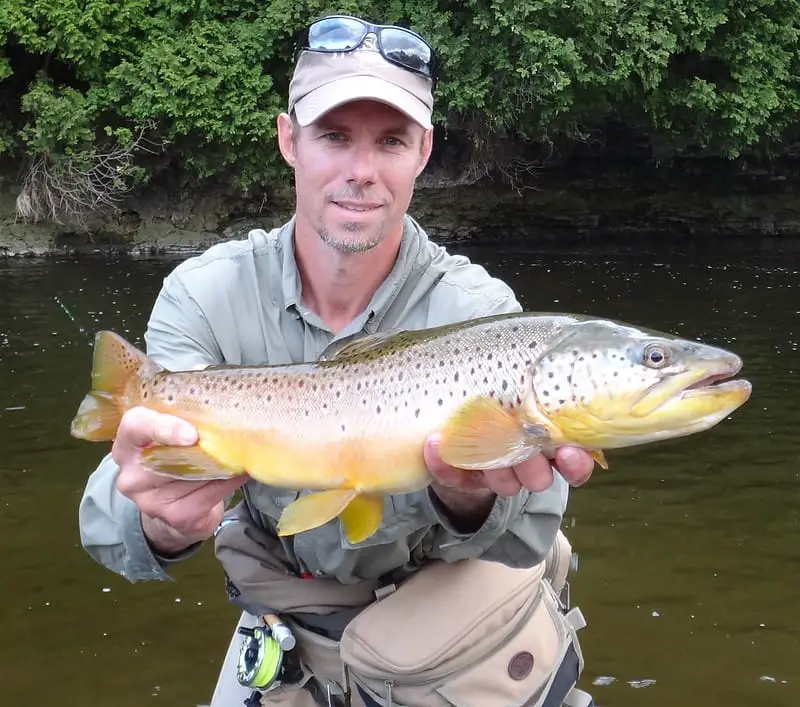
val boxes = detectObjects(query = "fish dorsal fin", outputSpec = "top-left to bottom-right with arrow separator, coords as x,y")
322,330 -> 404,361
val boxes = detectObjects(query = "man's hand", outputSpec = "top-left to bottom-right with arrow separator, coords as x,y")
112,407 -> 247,556
423,433 -> 594,531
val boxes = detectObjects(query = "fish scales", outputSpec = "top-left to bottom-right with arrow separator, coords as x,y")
134,314 -> 581,492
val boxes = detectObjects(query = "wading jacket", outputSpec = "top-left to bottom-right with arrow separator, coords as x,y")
77,215 -> 570,588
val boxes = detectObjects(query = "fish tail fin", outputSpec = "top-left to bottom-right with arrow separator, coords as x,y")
70,331 -> 151,441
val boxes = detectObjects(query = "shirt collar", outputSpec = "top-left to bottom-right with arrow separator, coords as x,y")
279,214 -> 426,333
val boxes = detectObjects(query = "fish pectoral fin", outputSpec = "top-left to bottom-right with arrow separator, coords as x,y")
277,489 -> 358,538
588,449 -> 609,470
438,397 -> 549,471
140,445 -> 244,480
339,494 -> 384,545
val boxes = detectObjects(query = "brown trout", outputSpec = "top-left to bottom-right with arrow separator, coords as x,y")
70,312 -> 751,543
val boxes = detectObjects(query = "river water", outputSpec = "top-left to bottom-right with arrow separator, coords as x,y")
0,242 -> 796,706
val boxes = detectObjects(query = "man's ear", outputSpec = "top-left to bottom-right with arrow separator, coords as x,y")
416,128 -> 433,177
277,112 -> 296,167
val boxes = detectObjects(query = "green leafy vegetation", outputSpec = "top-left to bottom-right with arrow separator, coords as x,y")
2,0 -> 799,220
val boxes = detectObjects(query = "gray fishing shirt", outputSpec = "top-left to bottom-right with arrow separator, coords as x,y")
77,215 -> 569,585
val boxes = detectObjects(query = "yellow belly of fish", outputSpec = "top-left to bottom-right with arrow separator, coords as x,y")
198,425 -> 433,494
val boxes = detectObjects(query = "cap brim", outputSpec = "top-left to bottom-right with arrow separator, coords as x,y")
293,75 -> 433,130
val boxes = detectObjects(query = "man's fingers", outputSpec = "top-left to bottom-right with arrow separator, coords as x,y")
482,467 -> 523,497
513,454 -> 557,493
423,435 -> 491,491
553,446 -> 595,486
117,407 -> 198,450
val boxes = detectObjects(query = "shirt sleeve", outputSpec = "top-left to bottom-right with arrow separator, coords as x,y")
77,274 -> 223,582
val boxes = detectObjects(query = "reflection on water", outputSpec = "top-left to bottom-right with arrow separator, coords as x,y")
0,246 -> 797,706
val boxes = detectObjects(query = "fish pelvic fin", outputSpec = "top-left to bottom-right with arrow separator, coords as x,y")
70,331 -> 153,442
277,489 -> 384,544
339,494 -> 384,544
438,396 -> 551,471
140,445 -> 244,480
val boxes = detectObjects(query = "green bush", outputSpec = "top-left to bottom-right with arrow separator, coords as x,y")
2,1 -> 799,220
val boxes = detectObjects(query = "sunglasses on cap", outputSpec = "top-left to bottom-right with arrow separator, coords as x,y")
298,14 -> 437,81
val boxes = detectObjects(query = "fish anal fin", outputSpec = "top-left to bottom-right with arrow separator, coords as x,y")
438,397 -> 550,471
277,489 -> 358,537
339,494 -> 384,544
140,445 -> 244,481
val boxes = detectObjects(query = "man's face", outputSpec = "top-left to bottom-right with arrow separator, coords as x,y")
278,99 -> 432,254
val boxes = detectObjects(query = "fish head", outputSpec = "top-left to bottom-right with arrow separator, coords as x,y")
528,320 -> 752,449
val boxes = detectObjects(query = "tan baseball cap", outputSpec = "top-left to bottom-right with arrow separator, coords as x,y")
288,43 -> 434,129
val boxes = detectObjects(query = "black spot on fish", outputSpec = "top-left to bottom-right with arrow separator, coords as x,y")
502,380 -> 508,391
487,352 -> 493,361
415,408 -> 420,418
376,404 -> 382,414
341,424 -> 346,432
437,398 -> 443,406
454,372 -> 460,383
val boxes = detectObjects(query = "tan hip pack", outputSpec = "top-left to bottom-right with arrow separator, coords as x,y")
338,552 -> 588,707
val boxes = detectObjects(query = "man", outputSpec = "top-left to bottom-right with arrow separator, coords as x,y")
78,14 -> 596,707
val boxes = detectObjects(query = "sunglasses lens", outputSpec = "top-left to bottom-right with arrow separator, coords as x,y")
308,17 -> 365,50
381,28 -> 434,76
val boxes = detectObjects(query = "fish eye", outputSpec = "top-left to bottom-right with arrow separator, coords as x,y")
643,343 -> 670,368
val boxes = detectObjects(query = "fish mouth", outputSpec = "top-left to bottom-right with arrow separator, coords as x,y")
678,358 -> 751,399
631,355 -> 750,417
